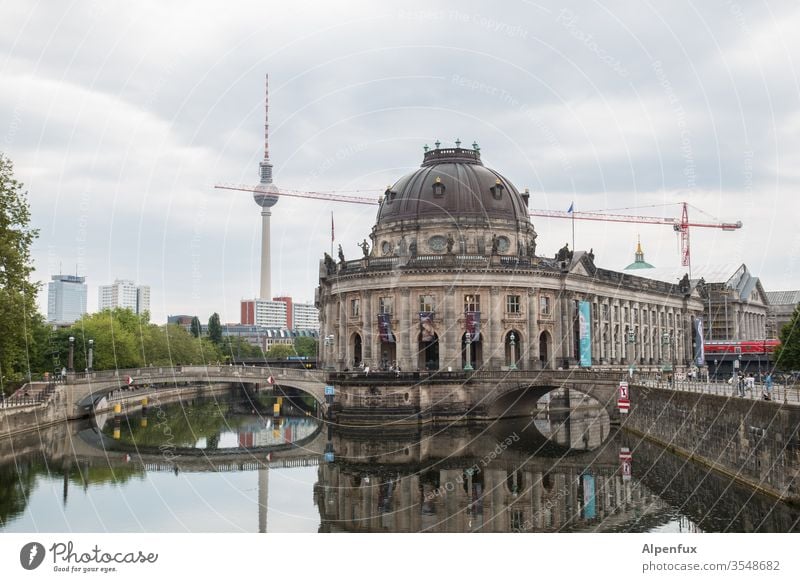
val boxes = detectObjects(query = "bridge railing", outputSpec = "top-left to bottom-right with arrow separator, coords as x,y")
633,377 -> 800,405
326,368 -> 627,384
66,365 -> 324,385
0,382 -> 58,409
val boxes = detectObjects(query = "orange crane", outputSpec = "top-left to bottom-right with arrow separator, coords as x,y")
215,183 -> 742,269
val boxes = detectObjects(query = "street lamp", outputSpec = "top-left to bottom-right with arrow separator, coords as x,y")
509,332 -> 518,371
627,328 -> 636,376
68,336 -> 75,372
464,331 -> 473,371
88,339 -> 94,372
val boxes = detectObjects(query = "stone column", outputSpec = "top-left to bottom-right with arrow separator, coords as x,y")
407,289 -> 416,370
443,287 -> 457,370
527,289 -> 538,369
362,290 -> 372,365
398,289 -> 411,370
489,286 -> 502,369
337,295 -> 346,369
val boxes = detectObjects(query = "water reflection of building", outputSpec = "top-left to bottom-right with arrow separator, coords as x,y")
313,412 -> 671,533
237,417 -> 319,448
315,449 -> 666,533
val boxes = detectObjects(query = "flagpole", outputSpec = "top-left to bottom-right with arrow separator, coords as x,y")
330,211 -> 334,257
569,201 -> 575,252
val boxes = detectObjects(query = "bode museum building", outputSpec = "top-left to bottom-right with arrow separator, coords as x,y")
316,144 -> 705,381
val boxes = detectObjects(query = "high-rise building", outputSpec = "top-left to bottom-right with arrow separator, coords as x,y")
47,274 -> 87,324
240,297 -> 318,331
293,302 -> 320,331
240,298 -> 288,327
98,280 -> 151,315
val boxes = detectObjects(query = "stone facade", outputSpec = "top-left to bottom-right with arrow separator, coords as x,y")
317,146 -> 704,374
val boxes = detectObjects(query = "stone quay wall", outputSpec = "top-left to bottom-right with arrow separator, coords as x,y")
625,385 -> 800,504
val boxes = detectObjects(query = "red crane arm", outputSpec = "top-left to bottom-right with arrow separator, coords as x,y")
215,183 -> 743,230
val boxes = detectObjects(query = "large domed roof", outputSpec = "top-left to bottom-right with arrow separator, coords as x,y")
376,146 -> 530,226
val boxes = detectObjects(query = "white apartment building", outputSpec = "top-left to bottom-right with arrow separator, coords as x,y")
293,302 -> 320,331
98,279 -> 151,315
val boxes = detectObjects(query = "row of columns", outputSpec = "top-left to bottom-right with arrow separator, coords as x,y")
325,288 -> 696,369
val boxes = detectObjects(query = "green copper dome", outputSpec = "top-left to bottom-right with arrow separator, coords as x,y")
624,239 -> 655,270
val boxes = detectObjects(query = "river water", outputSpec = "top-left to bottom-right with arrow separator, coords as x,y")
1,389 -> 798,533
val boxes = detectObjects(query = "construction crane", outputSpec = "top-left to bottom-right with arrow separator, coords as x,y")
215,183 -> 742,269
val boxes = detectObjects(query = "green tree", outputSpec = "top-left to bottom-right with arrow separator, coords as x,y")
266,344 -> 295,359
190,316 -> 202,338
775,305 -> 800,371
0,154 -> 40,389
208,312 -> 222,345
294,336 -> 318,358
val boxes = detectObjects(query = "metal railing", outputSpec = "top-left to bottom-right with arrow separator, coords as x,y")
0,382 -> 58,409
637,377 -> 800,405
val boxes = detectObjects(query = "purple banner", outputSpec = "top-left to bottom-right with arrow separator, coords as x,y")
465,311 -> 481,342
377,314 -> 395,343
419,312 -> 436,342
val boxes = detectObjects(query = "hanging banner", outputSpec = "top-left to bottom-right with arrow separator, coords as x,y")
465,311 -> 481,341
693,317 -> 705,367
377,314 -> 395,343
581,473 -> 596,520
578,301 -> 591,367
419,312 -> 436,342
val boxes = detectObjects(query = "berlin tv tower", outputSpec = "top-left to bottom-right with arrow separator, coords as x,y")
253,73 -> 279,300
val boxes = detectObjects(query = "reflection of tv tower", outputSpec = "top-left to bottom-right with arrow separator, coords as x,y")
254,73 -> 279,300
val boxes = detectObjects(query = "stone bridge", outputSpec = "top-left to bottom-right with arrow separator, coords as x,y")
62,365 -> 328,418
327,368 -> 628,424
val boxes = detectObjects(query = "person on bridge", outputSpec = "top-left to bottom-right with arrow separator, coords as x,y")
763,373 -> 774,400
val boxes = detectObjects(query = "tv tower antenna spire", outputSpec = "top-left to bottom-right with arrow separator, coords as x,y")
258,74 -> 275,185
253,73 -> 279,300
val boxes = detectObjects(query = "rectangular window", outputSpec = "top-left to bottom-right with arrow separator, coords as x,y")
633,309 -> 638,324
506,295 -> 520,314
539,295 -> 551,316
624,307 -> 629,323
419,294 -> 435,312
464,294 -> 481,312
614,305 -> 619,321
379,297 -> 393,315
351,298 -> 360,318
602,303 -> 609,319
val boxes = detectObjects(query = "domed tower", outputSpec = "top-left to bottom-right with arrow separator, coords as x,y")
371,140 -> 536,258
254,74 -> 279,299
318,140 -> 540,375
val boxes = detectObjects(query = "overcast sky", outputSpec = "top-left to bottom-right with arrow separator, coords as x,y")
3,0 -> 799,323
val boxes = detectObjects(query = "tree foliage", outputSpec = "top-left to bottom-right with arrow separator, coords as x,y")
0,154 -> 40,388
294,336 -> 318,358
775,304 -> 800,371
208,312 -> 222,344
190,316 -> 201,338
60,309 -> 223,371
266,344 -> 295,359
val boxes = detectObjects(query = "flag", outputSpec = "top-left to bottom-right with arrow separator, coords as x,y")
567,202 -> 574,213
331,211 -> 335,242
